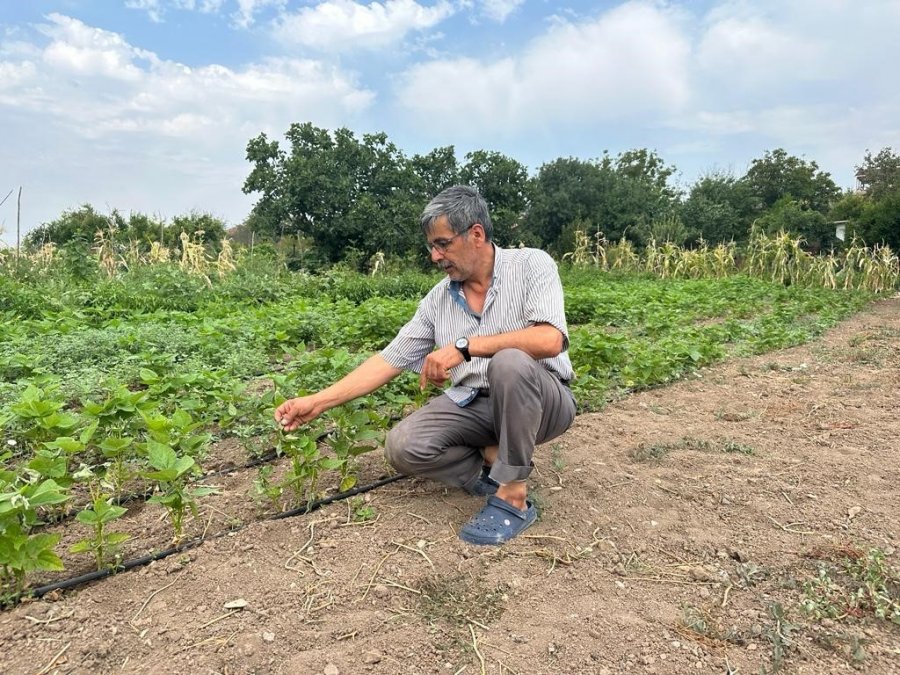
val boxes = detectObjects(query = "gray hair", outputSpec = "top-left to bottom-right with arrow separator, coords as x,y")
420,185 -> 493,241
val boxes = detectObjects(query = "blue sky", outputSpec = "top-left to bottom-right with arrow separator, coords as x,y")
1,0 -> 898,244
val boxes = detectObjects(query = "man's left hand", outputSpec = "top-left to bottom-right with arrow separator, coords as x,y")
419,344 -> 465,390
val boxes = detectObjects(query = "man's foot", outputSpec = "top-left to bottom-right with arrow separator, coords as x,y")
464,465 -> 499,496
458,496 -> 537,545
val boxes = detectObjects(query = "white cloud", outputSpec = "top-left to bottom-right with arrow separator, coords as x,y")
480,0 -> 525,23
232,0 -> 286,28
395,1 -> 691,135
273,0 -> 455,52
0,14 -> 375,235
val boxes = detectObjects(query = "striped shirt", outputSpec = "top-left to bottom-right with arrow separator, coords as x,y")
380,245 -> 575,405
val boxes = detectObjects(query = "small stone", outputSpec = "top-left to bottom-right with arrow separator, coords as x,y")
747,643 -> 758,651
224,599 -> 248,610
262,632 -> 275,642
324,664 -> 340,675
372,584 -> 390,598
698,587 -> 711,599
363,651 -> 382,664
730,549 -> 749,562
847,506 -> 862,519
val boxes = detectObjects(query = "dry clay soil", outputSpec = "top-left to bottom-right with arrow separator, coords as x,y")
2,297 -> 899,675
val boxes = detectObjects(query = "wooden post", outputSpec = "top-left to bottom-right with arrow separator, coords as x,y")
16,186 -> 22,259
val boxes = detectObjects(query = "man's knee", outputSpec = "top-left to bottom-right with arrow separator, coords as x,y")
384,423 -> 413,473
487,348 -> 532,383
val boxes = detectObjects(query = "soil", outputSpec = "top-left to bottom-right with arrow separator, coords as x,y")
1,297 -> 898,675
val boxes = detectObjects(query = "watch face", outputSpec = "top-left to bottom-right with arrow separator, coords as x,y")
456,338 -> 468,349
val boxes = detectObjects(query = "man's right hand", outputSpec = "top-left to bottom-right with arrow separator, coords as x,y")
274,396 -> 322,432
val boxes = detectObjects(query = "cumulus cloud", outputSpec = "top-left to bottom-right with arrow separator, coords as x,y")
0,14 -> 375,235
3,14 -> 373,140
395,1 -> 691,135
479,0 -> 525,22
273,0 -> 455,52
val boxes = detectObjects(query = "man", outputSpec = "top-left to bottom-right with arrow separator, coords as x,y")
274,185 -> 576,545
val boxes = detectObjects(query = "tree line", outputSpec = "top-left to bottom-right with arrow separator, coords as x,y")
23,121 -> 900,267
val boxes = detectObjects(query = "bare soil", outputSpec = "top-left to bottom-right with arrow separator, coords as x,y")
1,298 -> 898,675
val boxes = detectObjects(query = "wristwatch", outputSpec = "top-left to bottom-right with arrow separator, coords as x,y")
454,337 -> 472,362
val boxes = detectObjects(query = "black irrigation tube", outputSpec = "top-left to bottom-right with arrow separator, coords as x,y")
7,473 -> 407,608
38,427 -> 337,528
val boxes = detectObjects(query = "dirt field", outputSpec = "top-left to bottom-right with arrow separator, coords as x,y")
1,298 -> 898,675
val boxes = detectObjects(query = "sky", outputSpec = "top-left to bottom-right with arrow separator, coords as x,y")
1,0 -> 898,244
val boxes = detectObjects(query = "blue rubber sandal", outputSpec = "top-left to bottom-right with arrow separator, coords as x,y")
458,496 -> 537,546
464,466 -> 499,497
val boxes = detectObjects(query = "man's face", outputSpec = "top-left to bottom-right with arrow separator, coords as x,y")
426,215 -> 476,281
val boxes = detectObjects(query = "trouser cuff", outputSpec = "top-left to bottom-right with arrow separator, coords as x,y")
488,461 -> 533,485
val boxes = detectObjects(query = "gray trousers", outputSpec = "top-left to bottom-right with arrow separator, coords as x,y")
384,349 -> 576,491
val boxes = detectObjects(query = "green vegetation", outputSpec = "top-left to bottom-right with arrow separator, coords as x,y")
0,229 -> 890,598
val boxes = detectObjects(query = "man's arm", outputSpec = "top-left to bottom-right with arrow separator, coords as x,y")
469,323 -> 564,360
275,354 -> 403,431
419,323 -> 563,389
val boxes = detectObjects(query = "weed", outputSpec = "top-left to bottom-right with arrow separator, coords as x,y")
550,443 -> 565,473
417,574 -> 507,632
801,545 -> 900,624
760,602 -> 798,674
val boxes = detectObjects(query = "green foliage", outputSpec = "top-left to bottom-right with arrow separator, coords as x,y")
744,148 -> 839,214
71,485 -> 130,571
802,547 -> 900,624
142,441 -> 216,543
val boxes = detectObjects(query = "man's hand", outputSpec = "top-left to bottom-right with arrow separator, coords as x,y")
419,343 -> 465,390
274,395 -> 322,432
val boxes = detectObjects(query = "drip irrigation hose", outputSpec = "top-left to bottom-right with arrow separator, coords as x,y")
9,473 -> 407,608
38,426 -> 334,528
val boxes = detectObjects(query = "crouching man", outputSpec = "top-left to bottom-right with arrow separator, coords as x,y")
275,185 -> 576,544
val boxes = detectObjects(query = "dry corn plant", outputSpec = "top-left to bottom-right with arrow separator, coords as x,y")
216,238 -> 237,279
179,231 -> 212,286
711,242 -> 737,279
93,228 -> 121,278
369,250 -> 385,276
562,229 -> 594,267
148,240 -> 170,264
607,236 -> 640,272
593,230 -> 609,269
30,242 -> 57,270
746,228 -> 808,285
859,244 -> 899,293
123,240 -> 145,269
806,252 -> 839,290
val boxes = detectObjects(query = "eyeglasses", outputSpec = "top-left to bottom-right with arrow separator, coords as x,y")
425,224 -> 475,254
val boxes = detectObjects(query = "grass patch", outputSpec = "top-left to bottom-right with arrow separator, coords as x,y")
801,545 -> 900,624
629,436 -> 755,462
417,574 -> 507,635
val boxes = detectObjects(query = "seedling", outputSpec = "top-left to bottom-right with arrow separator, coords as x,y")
70,481 -> 130,570
141,441 -> 218,543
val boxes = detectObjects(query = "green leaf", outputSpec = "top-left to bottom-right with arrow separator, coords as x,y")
146,441 -> 176,471
139,368 -> 160,384
70,540 -> 94,554
75,509 -> 100,525
106,532 -> 131,546
319,457 -> 343,471
339,475 -> 357,492
44,437 -> 83,454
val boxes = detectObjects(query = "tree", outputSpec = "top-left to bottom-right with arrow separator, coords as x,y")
522,157 -> 605,250
856,147 -> 900,201
459,150 -> 530,245
243,123 -> 423,264
24,204 -> 119,250
754,197 -> 834,251
411,146 -> 459,199
680,172 -> 756,244
743,148 -> 839,214
168,212 -> 227,250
